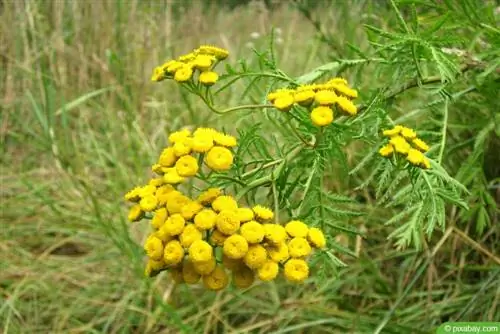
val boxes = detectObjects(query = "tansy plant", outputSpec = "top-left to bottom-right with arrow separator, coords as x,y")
125,41 -> 468,290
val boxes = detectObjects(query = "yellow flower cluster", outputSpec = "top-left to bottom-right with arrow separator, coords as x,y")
151,45 -> 229,85
379,125 -> 431,169
267,77 -> 359,127
124,128 -> 237,222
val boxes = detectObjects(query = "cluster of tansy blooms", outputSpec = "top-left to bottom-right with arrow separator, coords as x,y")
379,125 -> 431,169
151,45 -> 229,86
266,77 -> 359,127
124,127 -> 327,290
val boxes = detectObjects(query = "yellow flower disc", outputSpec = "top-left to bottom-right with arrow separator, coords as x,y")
412,138 -> 430,152
310,106 -> 334,127
173,138 -> 193,157
243,244 -> 267,269
188,240 -> 213,263
125,187 -> 142,202
223,234 -> 249,259
389,136 -> 411,155
212,195 -> 238,212
128,204 -> 143,222
252,205 -> 274,221
266,242 -> 290,263
182,260 -> 201,284
144,235 -> 164,261
421,157 -> 431,169
236,208 -> 255,222
192,135 -> 214,153
166,194 -> 191,214
139,185 -> 157,197
199,71 -> 219,86
383,125 -> 403,137
192,257 -> 216,275
194,209 -> 217,230
153,227 -> 174,244
144,259 -> 166,277
294,90 -> 315,107
264,224 -> 287,245
139,195 -> 158,212
155,184 -> 175,206
205,146 -> 234,171
179,224 -> 203,248
196,45 -> 229,60
213,132 -> 237,148
197,187 -> 222,205
174,65 -> 193,82
406,148 -> 425,166
401,126 -> 417,140
285,220 -> 309,238
336,95 -> 357,115
166,61 -> 183,74
168,129 -> 191,144
284,259 -> 309,283
240,220 -> 265,243
163,240 -> 184,266
151,207 -> 168,229
148,178 -> 164,188
210,229 -> 228,247
379,144 -> 394,157
308,227 -> 326,249
232,265 -> 255,289
314,90 -> 337,105
163,214 -> 186,236
222,254 -> 242,271
193,55 -> 215,71
151,66 -> 166,82
202,265 -> 229,291
330,83 -> 358,99
181,201 -> 203,220
288,237 -> 312,258
216,210 -> 241,235
257,260 -> 279,281
175,155 -> 199,177
273,94 -> 295,112
163,168 -> 186,184
158,147 -> 177,167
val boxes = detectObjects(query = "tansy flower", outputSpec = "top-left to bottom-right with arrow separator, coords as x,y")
310,106 -> 334,127
308,227 -> 326,249
389,136 -> 411,155
169,129 -> 191,144
128,204 -> 143,222
192,135 -> 214,153
266,242 -> 289,263
197,187 -> 222,205
153,227 -> 174,243
165,61 -> 183,74
193,127 -> 217,139
181,201 -> 203,220
140,195 -> 158,212
151,207 -> 168,229
412,138 -> 430,152
158,147 -> 177,167
174,65 -> 194,82
196,45 -> 229,60
144,259 -> 166,277
243,244 -> 267,269
257,260 -> 279,281
144,236 -> 164,261
199,71 -> 219,86
213,132 -> 237,147
253,205 -> 274,221
273,94 -> 295,111
314,90 -> 337,105
236,208 -> 254,222
189,240 -> 213,263
212,195 -> 238,212
152,163 -> 163,174
240,220 -> 265,243
182,260 -> 201,284
139,185 -> 157,197
223,234 -> 249,259
166,193 -> 191,214
336,95 -> 357,115
205,146 -> 234,171
222,254 -> 242,271
294,90 -> 315,107
163,240 -> 184,266
284,259 -> 309,283
267,89 -> 294,103
288,237 -> 312,258
327,77 -> 348,86
382,125 -> 403,137
285,220 -> 309,238
264,224 -> 287,245
232,265 -> 255,289
379,144 -> 394,157
202,265 -> 229,291
163,168 -> 186,184
162,214 -> 186,236
151,66 -> 166,82
401,126 -> 417,139
192,257 -> 216,275
193,55 -> 215,71
194,209 -> 217,230
330,83 -> 358,99
173,138 -> 193,157
216,210 -> 241,235
178,52 -> 196,63
179,224 -> 203,248
175,155 -> 199,177
125,187 -> 142,202
421,157 -> 431,169
210,229 -> 228,246
148,178 -> 164,187
406,148 -> 425,166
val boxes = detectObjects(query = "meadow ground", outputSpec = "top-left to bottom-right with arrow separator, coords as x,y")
1,1 -> 499,333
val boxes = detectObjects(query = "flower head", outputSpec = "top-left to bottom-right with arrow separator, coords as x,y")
284,259 -> 309,283
253,205 -> 274,221
216,210 -> 241,235
336,95 -> 357,115
264,224 -> 287,245
314,90 -> 337,105
193,55 -> 215,71
128,204 -> 143,222
199,71 -> 219,86
379,144 -> 394,157
213,132 -> 237,147
273,94 -> 295,111
169,129 -> 191,144
243,244 -> 267,269
151,207 -> 168,229
212,195 -> 238,212
179,224 -> 203,248
192,135 -> 214,153
144,235 -> 164,261
257,260 -> 279,281
158,147 -> 177,167
266,241 -> 289,263
240,220 -> 265,243
223,234 -> 249,259
412,138 -> 430,152
294,89 -> 315,107
308,227 -> 326,249
288,237 -> 312,258
197,188 -> 222,205
180,201 -> 203,220
310,106 -> 334,127
205,146 -> 234,171
232,265 -> 255,288
162,214 -> 186,236
236,208 -> 254,222
194,209 -> 217,230
174,65 -> 193,82
202,265 -> 229,291
189,240 -> 213,263
192,257 -> 216,275
163,240 -> 184,266
140,195 -> 158,212
182,260 -> 201,284
285,220 -> 309,238
175,155 -> 199,177
390,136 -> 411,155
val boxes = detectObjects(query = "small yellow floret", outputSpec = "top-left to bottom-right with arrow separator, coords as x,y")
273,94 -> 295,112
253,205 -> 274,221
181,201 -> 203,220
330,83 -> 358,98
191,135 -> 214,153
163,168 -> 186,184
243,244 -> 267,269
294,90 -> 315,106
205,146 -> 234,171
169,129 -> 191,144
216,210 -> 241,235
196,45 -> 229,60
144,236 -> 163,261
285,220 -> 309,238
406,148 -> 425,166
213,132 -> 237,147
162,214 -> 186,236
264,224 -> 287,245
199,71 -> 219,86
240,220 -> 265,243
223,234 -> 249,259
179,224 -> 203,248
314,90 -> 337,105
202,265 -> 229,291
194,209 -> 217,230
163,240 -> 184,266
284,259 -> 309,283
267,242 -> 289,263
212,195 -> 238,212
182,260 -> 201,284
192,257 -> 216,275
257,260 -> 279,281
236,208 -> 254,222
412,138 -> 430,152
401,126 -> 417,139
128,204 -> 143,222
193,55 -> 215,71
336,95 -> 357,115
175,155 -> 199,177
288,237 -> 312,258
308,227 -> 326,249
383,125 -> 403,137
189,240 -> 213,263
197,187 -> 222,205
166,193 -> 191,214
210,229 -> 228,246
158,147 -> 177,167
151,207 -> 168,229
310,106 -> 334,127
232,265 -> 255,289
125,187 -> 142,202
140,195 -> 158,212
173,138 -> 193,157
379,144 -> 394,157
174,65 -> 193,82
390,136 -> 411,155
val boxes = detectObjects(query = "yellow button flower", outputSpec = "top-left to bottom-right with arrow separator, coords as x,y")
223,234 -> 249,259
175,155 -> 199,177
151,66 -> 166,82
383,125 -> 403,137
266,242 -> 289,263
165,61 -> 183,74
412,138 -> 430,152
194,209 -> 217,230
193,55 -> 215,71
162,214 -> 186,236
139,185 -> 157,197
243,244 -> 267,269
189,240 -> 213,263
166,193 -> 191,214
421,157 -> 431,169
144,259 -> 166,277
163,240 -> 184,266
253,205 -> 274,221
192,257 -> 216,275
163,168 -> 186,184
210,229 -> 228,246
407,148 -> 425,166
264,224 -> 287,245
308,227 -> 326,249
202,265 -> 229,291
401,126 -> 417,139
212,195 -> 238,212
222,254 -> 242,271
199,71 -> 219,86
174,64 -> 193,82
379,144 -> 394,157
151,207 -> 168,229
148,177 -> 164,187
128,204 -> 143,222
168,129 -> 191,144
284,259 -> 309,283
182,260 -> 201,284
179,224 -> 203,248
139,195 -> 158,212
173,138 -> 193,157
213,132 -> 237,147
144,235 -> 164,261
232,265 -> 255,289
336,95 -> 357,115
285,220 -> 309,238
181,201 -> 203,220
273,94 -> 295,112
288,237 -> 312,258
314,90 -> 337,105
240,220 -> 265,243
191,134 -> 214,153
124,187 -> 142,202
310,106 -> 334,127
236,208 -> 254,222
327,77 -> 349,86
389,135 -> 411,155
152,228 -> 174,244
216,210 -> 241,235
196,45 -> 229,60
294,90 -> 315,107
330,83 -> 358,99
197,187 -> 222,205
158,147 -> 177,167
257,260 -> 279,281
205,146 -> 234,171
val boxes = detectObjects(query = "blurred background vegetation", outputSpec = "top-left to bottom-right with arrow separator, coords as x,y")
1,0 -> 499,333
